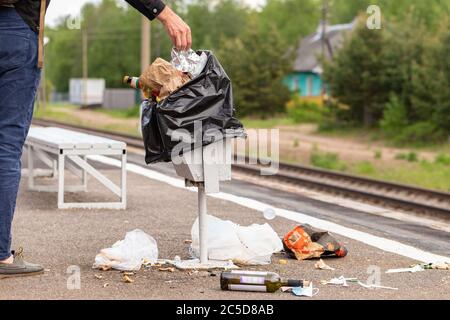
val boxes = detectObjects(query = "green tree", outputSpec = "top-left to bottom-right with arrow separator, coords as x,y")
323,17 -> 395,127
185,0 -> 250,50
329,0 -> 371,24
411,18 -> 450,135
218,19 -> 293,117
259,0 -> 320,45
330,0 -> 450,29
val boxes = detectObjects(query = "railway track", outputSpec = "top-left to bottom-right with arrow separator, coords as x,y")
32,118 -> 450,218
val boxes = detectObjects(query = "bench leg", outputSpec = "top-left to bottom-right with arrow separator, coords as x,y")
27,145 -> 34,190
121,150 -> 127,208
82,155 -> 88,192
52,159 -> 58,179
58,152 -> 65,209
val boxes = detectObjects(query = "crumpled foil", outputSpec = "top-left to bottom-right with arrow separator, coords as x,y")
171,48 -> 208,78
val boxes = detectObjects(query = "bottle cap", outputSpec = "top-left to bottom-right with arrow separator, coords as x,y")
123,76 -> 132,84
287,279 -> 304,287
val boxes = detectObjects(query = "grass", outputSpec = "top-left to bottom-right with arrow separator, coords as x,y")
95,105 -> 140,118
34,103 -> 141,137
356,161 -> 450,192
302,153 -> 450,191
394,151 -> 419,162
318,124 -> 450,154
240,116 -> 295,129
310,150 -> 347,171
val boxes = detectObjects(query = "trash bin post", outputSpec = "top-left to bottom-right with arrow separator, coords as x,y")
171,138 -> 236,269
197,184 -> 208,264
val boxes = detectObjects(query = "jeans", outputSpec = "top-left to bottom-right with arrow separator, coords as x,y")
0,7 -> 41,260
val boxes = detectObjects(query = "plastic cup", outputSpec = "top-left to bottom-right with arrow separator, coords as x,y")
263,208 -> 276,220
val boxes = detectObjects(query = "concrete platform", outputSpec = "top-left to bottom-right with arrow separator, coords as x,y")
1,152 -> 449,300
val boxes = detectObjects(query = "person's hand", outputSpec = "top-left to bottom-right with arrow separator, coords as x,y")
157,6 -> 192,51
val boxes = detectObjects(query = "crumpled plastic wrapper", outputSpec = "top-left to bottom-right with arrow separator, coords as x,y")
140,57 -> 191,100
283,224 -> 348,260
171,48 -> 208,78
93,229 -> 158,271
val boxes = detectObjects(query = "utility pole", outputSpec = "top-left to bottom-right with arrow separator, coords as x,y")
321,0 -> 329,102
141,17 -> 151,73
82,26 -> 88,108
321,0 -> 328,58
140,17 -> 151,99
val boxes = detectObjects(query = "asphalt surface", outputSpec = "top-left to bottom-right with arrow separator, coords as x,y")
0,151 -> 449,300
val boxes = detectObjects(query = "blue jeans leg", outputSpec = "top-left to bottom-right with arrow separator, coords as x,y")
0,8 -> 41,260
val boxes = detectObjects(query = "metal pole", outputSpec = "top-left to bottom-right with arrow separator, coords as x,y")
197,184 -> 208,264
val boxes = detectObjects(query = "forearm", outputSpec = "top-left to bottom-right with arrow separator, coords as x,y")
124,0 -> 166,21
125,0 -> 192,51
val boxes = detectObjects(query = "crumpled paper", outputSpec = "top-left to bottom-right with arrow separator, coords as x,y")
140,57 -> 191,100
314,259 -> 335,270
171,48 -> 208,78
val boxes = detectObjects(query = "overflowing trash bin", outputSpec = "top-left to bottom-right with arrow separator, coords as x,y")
126,50 -> 246,268
140,50 -> 245,164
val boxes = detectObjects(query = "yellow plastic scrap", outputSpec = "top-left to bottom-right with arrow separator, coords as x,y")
158,267 -> 175,273
123,274 -> 135,283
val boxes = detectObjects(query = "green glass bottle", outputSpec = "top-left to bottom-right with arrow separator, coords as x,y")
220,270 -> 306,293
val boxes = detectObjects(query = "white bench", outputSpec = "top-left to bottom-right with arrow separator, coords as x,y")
25,126 -> 127,209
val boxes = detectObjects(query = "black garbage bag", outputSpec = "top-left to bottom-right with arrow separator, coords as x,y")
141,51 -> 245,164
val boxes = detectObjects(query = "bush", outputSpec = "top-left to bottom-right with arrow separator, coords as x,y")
435,153 -> 450,166
395,151 -> 418,162
125,105 -> 140,118
355,161 -> 376,175
286,97 -> 323,123
380,94 -> 408,137
394,122 -> 446,146
310,150 -> 347,171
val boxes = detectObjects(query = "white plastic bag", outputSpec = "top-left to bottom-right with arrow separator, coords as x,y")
93,229 -> 158,271
190,215 -> 282,265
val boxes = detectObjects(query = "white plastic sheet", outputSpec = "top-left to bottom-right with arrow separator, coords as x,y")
190,215 -> 283,265
93,229 -> 158,271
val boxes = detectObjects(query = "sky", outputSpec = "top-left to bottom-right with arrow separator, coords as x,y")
46,0 -> 267,26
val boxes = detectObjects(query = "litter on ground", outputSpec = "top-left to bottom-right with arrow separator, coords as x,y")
320,276 -> 358,287
283,225 -> 348,260
190,215 -> 283,265
386,265 -> 424,274
314,259 -> 335,270
357,281 -> 398,290
93,229 -> 158,271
